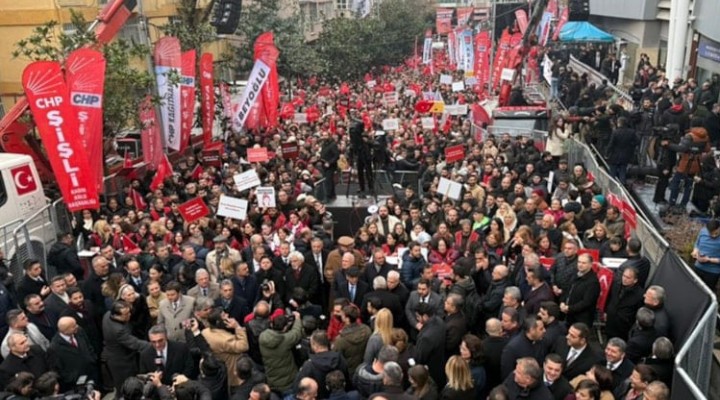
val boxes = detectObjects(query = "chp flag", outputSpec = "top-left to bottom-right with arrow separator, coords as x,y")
65,48 -> 106,193
231,59 -> 271,132
200,53 -> 215,146
22,61 -> 99,211
180,50 -> 196,152
154,37 -> 182,151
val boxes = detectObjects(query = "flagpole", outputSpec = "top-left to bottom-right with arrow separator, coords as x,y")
489,0 -> 497,95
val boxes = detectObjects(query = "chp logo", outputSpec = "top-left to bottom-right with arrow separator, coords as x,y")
11,165 -> 37,196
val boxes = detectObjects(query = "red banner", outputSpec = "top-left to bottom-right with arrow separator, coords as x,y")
281,142 -> 299,159
473,31 -> 491,90
22,61 -> 99,211
254,32 -> 280,130
150,154 -> 173,191
200,53 -> 214,147
456,7 -> 473,27
247,147 -> 269,163
177,197 -> 209,223
180,50 -> 196,152
139,95 -> 163,170
436,8 -> 453,35
153,37 -> 182,151
445,145 -> 465,163
492,29 -> 512,91
515,10 -> 529,35
220,82 -> 232,118
66,48 -> 106,194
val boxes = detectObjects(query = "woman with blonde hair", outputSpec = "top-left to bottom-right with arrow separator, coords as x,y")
363,308 -> 394,364
494,202 -> 517,234
441,355 -> 475,400
88,219 -> 113,248
584,222 -> 609,250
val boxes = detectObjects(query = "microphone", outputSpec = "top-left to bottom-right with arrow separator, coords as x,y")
154,356 -> 164,371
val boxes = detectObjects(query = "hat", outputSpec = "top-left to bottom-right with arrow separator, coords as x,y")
416,232 -> 432,245
563,202 -> 582,214
213,234 -> 228,243
593,195 -> 606,206
337,236 -> 355,247
346,266 -> 360,278
559,158 -> 568,164
301,169 -> 311,176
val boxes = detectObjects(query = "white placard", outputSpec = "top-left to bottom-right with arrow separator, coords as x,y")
440,74 -> 453,85
465,77 -> 478,86
404,89 -> 417,98
234,169 -> 262,192
451,81 -> 465,92
438,177 -> 463,200
293,113 -> 308,124
383,92 -> 399,107
256,187 -> 276,208
367,80 -> 377,88
421,117 -> 435,129
547,171 -> 555,194
445,104 -> 469,115
501,68 -> 516,82
382,118 -> 400,131
216,195 -> 249,220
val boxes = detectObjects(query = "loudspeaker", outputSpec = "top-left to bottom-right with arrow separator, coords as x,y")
568,0 -> 590,21
211,0 -> 242,35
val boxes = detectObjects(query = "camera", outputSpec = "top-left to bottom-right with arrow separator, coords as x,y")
260,279 -> 271,292
62,376 -> 95,400
652,124 -> 679,140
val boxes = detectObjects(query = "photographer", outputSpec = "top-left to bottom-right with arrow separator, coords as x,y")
201,308 -> 248,390
664,118 -> 711,208
259,310 -> 303,395
117,372 -> 173,400
34,371 -> 101,400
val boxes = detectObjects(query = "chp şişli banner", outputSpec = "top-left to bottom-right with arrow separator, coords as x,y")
154,37 -> 182,151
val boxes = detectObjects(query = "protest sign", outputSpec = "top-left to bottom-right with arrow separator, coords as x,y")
247,147 -> 269,163
234,170 -> 261,192
440,74 -> 452,85
256,187 -> 276,208
421,117 -> 435,129
382,118 -> 400,131
444,144 -> 465,163
438,177 -> 462,200
281,142 -> 299,159
216,195 -> 248,220
177,197 -> 209,223
451,81 -> 465,92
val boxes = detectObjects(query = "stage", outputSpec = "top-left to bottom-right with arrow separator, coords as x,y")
325,194 -> 391,237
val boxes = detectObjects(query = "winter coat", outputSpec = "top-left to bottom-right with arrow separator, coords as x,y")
604,282 -> 644,340
562,270 -> 601,328
201,327 -> 249,387
259,316 -> 304,392
333,323 -> 372,374
550,254 -> 578,296
606,127 -> 640,164
293,350 -> 349,399
669,127 -> 711,175
546,125 -> 571,157
401,251 -> 428,289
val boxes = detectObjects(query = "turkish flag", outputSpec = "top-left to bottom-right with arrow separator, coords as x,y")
123,150 -> 132,168
150,155 -> 174,191
130,188 -> 147,210
415,100 -> 434,113
340,82 -> 350,95
279,102 -> 295,120
121,235 -> 140,255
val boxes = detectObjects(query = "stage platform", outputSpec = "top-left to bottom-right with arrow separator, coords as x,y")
325,194 -> 391,237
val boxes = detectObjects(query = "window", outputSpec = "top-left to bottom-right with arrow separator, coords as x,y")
118,16 -> 142,44
62,23 -> 78,36
336,0 -> 348,10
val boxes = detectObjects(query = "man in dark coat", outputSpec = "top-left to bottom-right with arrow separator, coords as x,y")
102,300 -> 150,393
336,267 -> 370,309
215,280 -> 250,324
500,315 -> 547,380
47,233 -> 84,281
24,294 -> 58,341
139,324 -> 194,384
414,302 -> 447,388
361,276 -> 403,323
46,317 -> 98,392
285,252 -> 320,304
616,239 -> 651,287
293,331 -> 349,399
44,275 -> 70,317
625,307 -> 658,363
443,294 -> 467,358
643,285 -> 671,339
0,334 -> 49,388
15,259 -> 50,303
543,353 -> 573,400
231,262 -> 258,307
604,338 -> 635,393
703,102 -> 720,146
503,357 -> 554,400
605,266 -> 644,340
483,318 -> 509,391
81,256 -> 111,327
362,250 -> 395,285
550,240 -> 579,299
304,238 -> 330,308
554,323 -> 603,380
481,265 -> 509,321
560,254 -> 600,328
320,131 -> 340,199
606,117 -> 640,184
539,302 -> 567,350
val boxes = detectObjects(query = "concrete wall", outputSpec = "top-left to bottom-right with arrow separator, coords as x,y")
589,0 -> 658,21
694,0 -> 720,43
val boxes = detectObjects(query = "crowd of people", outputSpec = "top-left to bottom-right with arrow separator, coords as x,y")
0,44 -> 690,400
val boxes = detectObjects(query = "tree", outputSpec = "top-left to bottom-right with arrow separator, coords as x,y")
159,0 -> 217,53
13,11 -> 154,138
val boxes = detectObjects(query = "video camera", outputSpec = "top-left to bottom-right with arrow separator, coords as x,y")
652,124 -> 680,140
61,375 -> 95,400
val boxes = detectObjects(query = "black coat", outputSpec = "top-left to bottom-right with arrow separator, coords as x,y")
362,262 -> 395,285
481,278 -> 508,319
47,241 -> 84,280
556,343 -> 603,380
81,272 -> 108,325
44,293 -> 69,317
482,336 -> 508,390
215,295 -> 250,325
563,270 -> 601,328
611,358 -> 635,393
101,312 -> 149,391
293,350 -> 349,399
361,289 -> 403,324
284,265 -> 320,303
336,279 -> 370,308
46,330 -> 98,391
444,312 -> 467,357
231,275 -> 259,307
548,376 -> 573,400
625,326 -> 657,363
0,346 -> 49,388
616,255 -> 651,288
15,275 -> 47,303
606,127 -> 640,164
416,316 -> 447,388
604,282 -> 644,340
60,301 -> 101,356
503,374 -> 554,400
27,311 -> 58,341
139,340 -> 195,384
501,333 -> 547,380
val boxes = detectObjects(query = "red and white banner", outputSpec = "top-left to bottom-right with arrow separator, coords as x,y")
436,8 -> 453,35
254,32 -> 280,130
139,95 -> 164,169
180,50 -> 196,152
231,59 -> 271,132
22,61 -> 99,211
65,48 -> 106,193
200,53 -> 214,146
492,29 -> 512,91
154,37 -> 182,151
220,82 -> 232,118
447,31 -> 457,67
515,9 -> 529,35
456,7 -> 473,27
473,31 -> 491,90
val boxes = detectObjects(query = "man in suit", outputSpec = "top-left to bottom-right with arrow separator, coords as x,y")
605,266 -> 644,341
125,259 -> 149,295
361,276 -> 402,323
205,234 -> 242,282
305,238 -> 329,307
44,275 -> 70,317
46,317 -> 98,392
555,323 -> 603,380
102,300 -> 150,393
543,353 -> 573,400
187,268 -> 220,300
232,262 -> 258,307
616,239 -> 651,287
605,337 -> 635,393
285,251 -> 320,304
0,333 -> 49,388
414,302 -> 447,388
1,309 -> 50,358
500,315 -> 547,380
320,130 -> 340,199
405,279 -> 443,338
273,242 -> 293,273
140,324 -> 194,384
335,267 -> 369,309
15,259 -> 50,302
539,301 -> 567,351
24,294 -> 58,341
560,254 -> 600,328
625,307 -> 658,363
643,285 -> 671,339
483,318 -> 509,391
444,293 -> 467,358
157,281 -> 196,342
215,279 -> 250,323
606,117 -> 640,184
363,250 -> 395,285
100,244 -> 122,272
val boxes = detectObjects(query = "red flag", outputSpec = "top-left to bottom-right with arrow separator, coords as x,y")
190,164 -> 204,180
473,31 -> 492,90
139,95 -> 163,170
66,48 -> 106,194
200,53 -> 214,146
254,32 -> 280,130
123,150 -> 132,168
150,155 -> 173,191
121,235 -> 140,254
306,105 -> 320,123
340,82 -> 350,95
415,100 -> 434,113
180,50 -> 196,152
279,102 -> 295,120
492,29 -> 512,91
22,61 -> 99,211
130,188 -> 147,210
471,103 -> 491,126
220,82 -> 232,118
